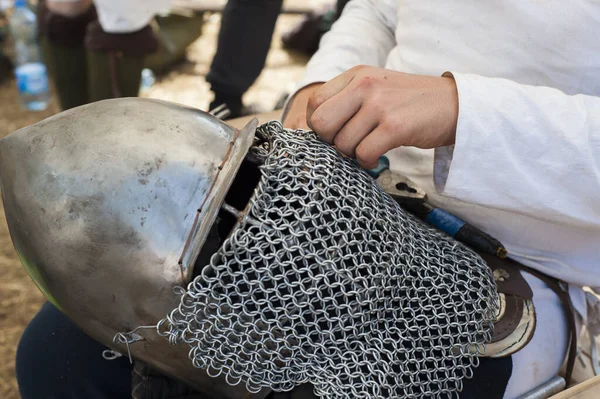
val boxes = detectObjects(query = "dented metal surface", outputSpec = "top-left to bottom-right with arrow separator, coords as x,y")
0,98 -> 265,398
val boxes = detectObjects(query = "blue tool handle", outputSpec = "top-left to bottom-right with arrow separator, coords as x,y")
358,155 -> 390,178
425,208 -> 466,236
425,207 -> 507,257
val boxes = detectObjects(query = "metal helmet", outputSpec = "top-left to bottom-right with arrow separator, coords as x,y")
0,98 -> 266,398
0,98 -> 507,398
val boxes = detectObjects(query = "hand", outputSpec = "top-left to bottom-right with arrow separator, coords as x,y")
282,83 -> 324,130
306,65 -> 459,169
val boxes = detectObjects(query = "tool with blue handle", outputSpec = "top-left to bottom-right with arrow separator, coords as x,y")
365,156 -> 507,258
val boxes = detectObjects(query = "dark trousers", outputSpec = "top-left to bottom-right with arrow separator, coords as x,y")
336,0 -> 351,17
16,302 -> 512,399
16,302 -> 133,399
206,0 -> 283,105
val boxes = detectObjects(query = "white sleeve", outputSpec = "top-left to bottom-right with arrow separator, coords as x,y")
434,72 -> 600,228
282,0 -> 397,119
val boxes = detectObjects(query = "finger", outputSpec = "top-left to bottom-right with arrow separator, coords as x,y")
331,107 -> 379,158
355,125 -> 400,169
282,113 -> 310,130
307,86 -> 362,143
306,69 -> 357,120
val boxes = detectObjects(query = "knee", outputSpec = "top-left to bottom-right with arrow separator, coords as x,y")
15,302 -> 59,398
15,302 -> 133,399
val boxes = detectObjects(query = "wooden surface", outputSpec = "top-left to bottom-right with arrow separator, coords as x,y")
228,110 -> 282,130
550,374 -> 600,398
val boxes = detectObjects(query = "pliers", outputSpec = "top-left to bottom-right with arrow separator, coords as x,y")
365,156 -> 507,259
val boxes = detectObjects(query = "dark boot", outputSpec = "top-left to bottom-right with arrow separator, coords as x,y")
206,0 -> 283,117
209,93 -> 243,119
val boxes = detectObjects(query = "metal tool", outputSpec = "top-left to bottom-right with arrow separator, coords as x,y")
516,376 -> 566,399
368,156 -> 508,258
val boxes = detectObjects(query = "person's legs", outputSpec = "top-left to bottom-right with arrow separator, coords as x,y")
84,21 -> 157,101
16,301 -> 133,399
206,0 -> 283,117
14,278 -> 560,399
39,0 -> 96,110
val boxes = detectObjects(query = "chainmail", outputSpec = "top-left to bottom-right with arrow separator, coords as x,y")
157,121 -> 500,398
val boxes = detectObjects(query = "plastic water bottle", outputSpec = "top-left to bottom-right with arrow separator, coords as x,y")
9,0 -> 50,111
140,68 -> 156,92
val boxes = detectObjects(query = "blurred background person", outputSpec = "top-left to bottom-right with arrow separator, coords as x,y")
7,2 -> 367,398
37,0 -> 166,110
206,0 -> 283,119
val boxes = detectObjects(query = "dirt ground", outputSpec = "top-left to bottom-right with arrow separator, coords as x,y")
0,7 -> 313,398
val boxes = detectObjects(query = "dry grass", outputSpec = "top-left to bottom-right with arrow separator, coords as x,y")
0,76 -> 59,399
0,8 -> 309,399
0,200 -> 46,399
141,12 -> 309,112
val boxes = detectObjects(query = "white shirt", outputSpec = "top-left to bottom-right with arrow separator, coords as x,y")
93,0 -> 171,32
286,0 -> 600,327
49,0 -> 171,32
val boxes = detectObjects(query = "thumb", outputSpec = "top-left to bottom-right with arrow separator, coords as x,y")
282,113 -> 310,130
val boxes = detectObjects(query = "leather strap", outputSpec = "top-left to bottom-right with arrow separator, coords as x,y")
515,265 -> 578,387
492,294 -> 526,342
481,251 -> 576,385
480,253 -> 533,300
477,252 -> 537,353
107,53 -> 121,98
